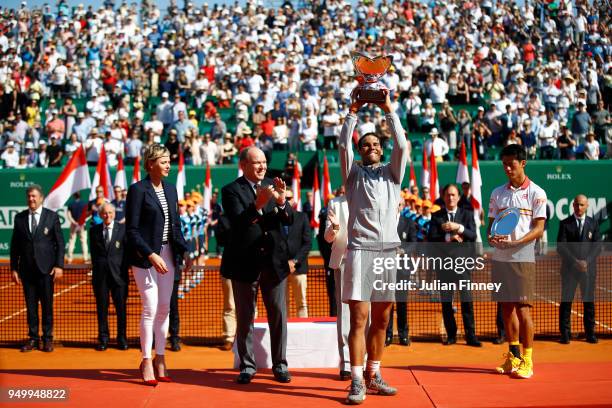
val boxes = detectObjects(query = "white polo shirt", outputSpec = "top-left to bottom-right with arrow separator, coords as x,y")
488,177 -> 547,262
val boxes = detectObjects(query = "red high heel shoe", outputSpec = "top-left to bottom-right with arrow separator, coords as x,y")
140,361 -> 158,386
154,356 -> 172,383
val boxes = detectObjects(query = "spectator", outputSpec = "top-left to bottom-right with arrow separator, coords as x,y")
46,136 -> 63,167
1,141 -> 19,168
571,102 -> 592,145
538,111 -> 559,159
582,133 -> 600,161
557,127 -> 577,160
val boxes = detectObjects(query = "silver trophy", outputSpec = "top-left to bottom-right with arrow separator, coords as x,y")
351,53 -> 394,104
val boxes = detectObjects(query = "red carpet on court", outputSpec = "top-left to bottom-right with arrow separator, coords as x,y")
2,363 -> 612,408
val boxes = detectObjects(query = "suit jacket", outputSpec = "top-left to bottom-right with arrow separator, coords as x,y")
286,211 -> 312,274
220,176 -> 294,282
125,176 -> 189,269
428,207 -> 476,243
557,215 -> 600,275
324,196 -> 349,270
90,222 -> 129,286
10,207 -> 65,277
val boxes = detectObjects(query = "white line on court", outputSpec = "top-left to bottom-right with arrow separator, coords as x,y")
0,278 -> 89,324
534,293 -> 612,331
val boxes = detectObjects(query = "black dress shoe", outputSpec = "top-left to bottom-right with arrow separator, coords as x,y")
170,340 -> 181,352
466,338 -> 483,347
444,337 -> 457,345
339,370 -> 351,381
399,337 -> 411,346
42,341 -> 54,352
492,337 -> 505,345
273,370 -> 292,383
236,372 -> 254,384
559,336 -> 570,344
96,342 -> 108,351
117,341 -> 129,350
20,339 -> 39,352
586,335 -> 598,344
384,337 -> 392,346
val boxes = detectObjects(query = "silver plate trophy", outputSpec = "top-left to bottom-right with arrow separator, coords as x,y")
351,53 -> 393,104
491,207 -> 521,236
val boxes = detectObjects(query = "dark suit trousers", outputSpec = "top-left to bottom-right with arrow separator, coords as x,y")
232,266 -> 288,375
169,279 -> 180,341
22,273 -> 54,341
93,277 -> 128,342
387,269 -> 410,338
559,271 -> 596,337
438,271 -> 476,339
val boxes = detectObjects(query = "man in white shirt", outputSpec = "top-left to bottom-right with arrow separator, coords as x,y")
357,112 -> 376,136
424,128 -> 450,161
85,129 -> 104,166
403,90 -> 422,132
488,144 -> 547,380
322,107 -> 340,150
1,141 -> 20,168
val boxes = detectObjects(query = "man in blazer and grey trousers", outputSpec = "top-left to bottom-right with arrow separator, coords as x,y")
89,202 -> 129,351
220,147 -> 294,385
557,194 -> 601,344
10,184 -> 64,352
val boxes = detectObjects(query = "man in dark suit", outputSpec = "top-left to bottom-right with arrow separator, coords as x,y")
428,183 -> 481,347
284,192 -> 312,317
10,184 -> 64,352
89,203 -> 129,351
220,147 -> 294,385
386,205 -> 417,346
557,194 -> 601,344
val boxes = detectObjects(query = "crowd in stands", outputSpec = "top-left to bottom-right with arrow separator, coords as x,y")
0,0 -> 611,170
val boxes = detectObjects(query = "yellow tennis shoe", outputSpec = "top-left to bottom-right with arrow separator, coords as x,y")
512,357 -> 534,379
495,352 -> 521,374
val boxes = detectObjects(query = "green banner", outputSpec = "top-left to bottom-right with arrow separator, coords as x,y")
0,160 -> 610,257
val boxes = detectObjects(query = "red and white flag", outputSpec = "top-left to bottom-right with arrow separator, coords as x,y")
310,166 -> 321,228
89,147 -> 114,201
456,140 -> 470,185
429,146 -> 439,202
132,156 -> 141,185
409,159 -> 417,188
176,147 -> 186,200
114,154 -> 127,190
421,145 -> 430,189
291,159 -> 302,211
471,136 -> 483,222
203,162 -> 212,214
322,155 -> 332,207
44,146 -> 91,210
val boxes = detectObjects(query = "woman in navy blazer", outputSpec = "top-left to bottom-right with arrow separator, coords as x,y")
126,144 -> 191,385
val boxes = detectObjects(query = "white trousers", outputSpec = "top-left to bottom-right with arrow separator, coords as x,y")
133,244 -> 175,358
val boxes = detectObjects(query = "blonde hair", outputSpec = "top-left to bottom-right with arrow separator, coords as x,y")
143,144 -> 170,173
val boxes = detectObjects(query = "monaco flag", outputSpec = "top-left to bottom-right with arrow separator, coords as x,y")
89,147 -> 114,201
421,145 -> 430,189
114,154 -> 127,190
322,155 -> 332,207
203,162 -> 212,214
471,135 -> 483,220
456,140 -> 470,184
291,159 -> 302,211
429,146 -> 439,202
409,159 -> 417,188
44,146 -> 91,210
176,147 -> 186,200
310,166 -> 321,229
132,156 -> 141,185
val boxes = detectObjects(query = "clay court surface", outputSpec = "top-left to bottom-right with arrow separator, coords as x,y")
1,340 -> 612,408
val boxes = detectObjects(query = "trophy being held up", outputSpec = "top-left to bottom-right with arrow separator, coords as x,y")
351,53 -> 394,104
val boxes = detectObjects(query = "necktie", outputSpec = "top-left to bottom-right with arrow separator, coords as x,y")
449,212 -> 455,223
578,219 -> 583,237
30,211 -> 37,234
104,227 -> 110,248
283,225 -> 289,237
